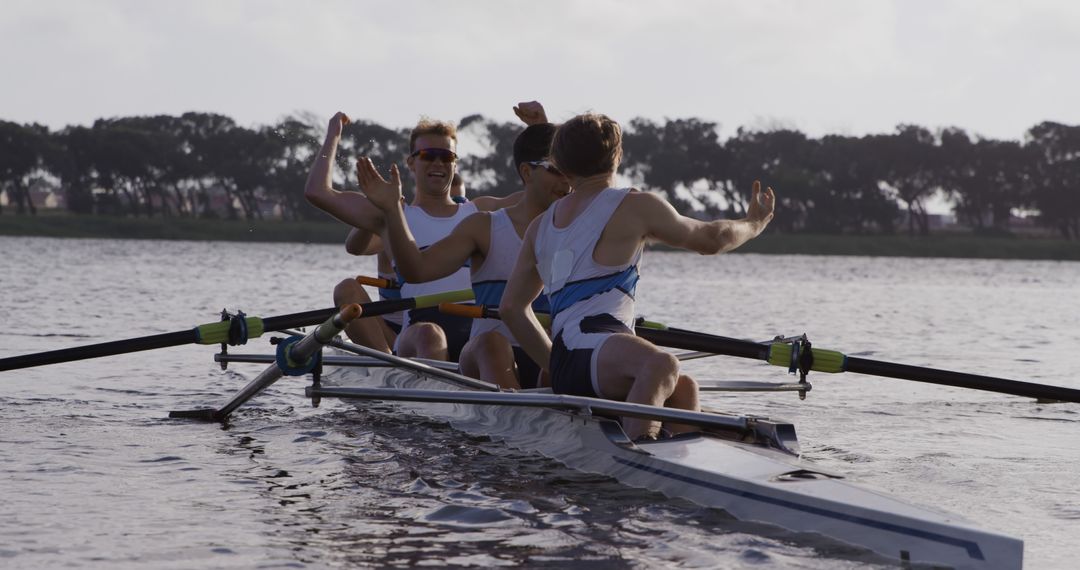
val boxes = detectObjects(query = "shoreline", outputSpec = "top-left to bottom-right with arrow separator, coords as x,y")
2,213 -> 1078,261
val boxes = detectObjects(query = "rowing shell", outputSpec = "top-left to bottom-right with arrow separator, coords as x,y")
306,351 -> 1023,570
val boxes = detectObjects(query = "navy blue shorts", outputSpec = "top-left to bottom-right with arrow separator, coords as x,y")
406,306 -> 473,362
550,314 -> 632,398
512,346 -> 542,390
382,317 -> 402,335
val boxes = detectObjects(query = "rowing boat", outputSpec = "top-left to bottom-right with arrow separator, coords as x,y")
231,336 -> 1024,570
0,295 -> 1039,568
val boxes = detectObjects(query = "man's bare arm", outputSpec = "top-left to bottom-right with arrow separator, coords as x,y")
643,181 -> 775,254
345,228 -> 383,256
303,112 -> 385,232
385,206 -> 484,283
500,220 -> 551,372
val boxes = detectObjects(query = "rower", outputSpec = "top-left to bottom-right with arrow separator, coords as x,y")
357,102 -> 568,390
499,112 -> 776,440
304,112 -> 520,361
450,173 -> 467,203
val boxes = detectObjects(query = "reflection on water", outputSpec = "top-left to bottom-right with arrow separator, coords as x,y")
226,408 -> 883,569
1,236 -> 1079,569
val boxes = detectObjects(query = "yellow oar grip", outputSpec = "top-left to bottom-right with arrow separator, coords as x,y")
194,318 -> 266,345
636,320 -> 668,330
767,343 -> 846,373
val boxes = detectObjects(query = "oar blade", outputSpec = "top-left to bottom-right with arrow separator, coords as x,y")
168,408 -> 221,421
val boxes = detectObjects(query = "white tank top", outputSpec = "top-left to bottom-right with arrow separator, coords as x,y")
396,201 -> 478,330
470,209 -> 551,344
534,187 -> 641,351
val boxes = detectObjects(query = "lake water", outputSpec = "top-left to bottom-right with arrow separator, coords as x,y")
1,235 -> 1078,569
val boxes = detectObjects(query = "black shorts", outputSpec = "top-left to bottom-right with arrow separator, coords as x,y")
512,346 -> 542,390
382,317 -> 402,335
550,314 -> 632,398
406,306 -> 473,362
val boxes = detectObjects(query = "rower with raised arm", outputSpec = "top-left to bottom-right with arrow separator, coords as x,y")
357,102 -> 568,389
499,112 -> 776,440
304,112 -> 520,361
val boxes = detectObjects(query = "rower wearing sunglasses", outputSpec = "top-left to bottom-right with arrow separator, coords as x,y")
305,112 -> 521,362
356,102 -> 569,390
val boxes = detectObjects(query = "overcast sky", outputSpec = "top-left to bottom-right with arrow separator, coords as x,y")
2,0 -> 1078,142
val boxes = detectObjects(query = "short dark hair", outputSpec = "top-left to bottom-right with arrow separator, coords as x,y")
513,123 -> 557,169
551,113 -> 622,178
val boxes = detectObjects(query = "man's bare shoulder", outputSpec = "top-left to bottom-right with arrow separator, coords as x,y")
620,188 -> 670,212
472,191 -> 523,211
454,210 -> 494,237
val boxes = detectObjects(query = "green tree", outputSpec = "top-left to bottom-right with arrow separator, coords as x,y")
46,125 -> 99,214
0,121 -> 49,215
725,128 -> 820,233
940,128 -> 1033,233
873,125 -> 941,236
1027,122 -> 1080,239
622,118 -> 729,216
455,114 -> 521,199
814,135 -> 899,234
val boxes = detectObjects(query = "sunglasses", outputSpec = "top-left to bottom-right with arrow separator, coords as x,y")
527,160 -> 563,176
410,148 -> 458,164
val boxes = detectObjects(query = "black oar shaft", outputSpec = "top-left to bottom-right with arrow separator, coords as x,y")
635,327 -> 769,361
637,326 -> 1080,403
846,357 -> 1080,403
0,309 -> 342,373
0,330 -> 198,372
0,290 -> 473,374
260,308 -> 336,332
260,296 -> 430,331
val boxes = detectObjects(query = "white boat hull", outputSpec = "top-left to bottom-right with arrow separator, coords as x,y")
321,360 -> 1023,569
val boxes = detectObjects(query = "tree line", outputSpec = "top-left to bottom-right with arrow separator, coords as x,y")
1,113 -> 1078,239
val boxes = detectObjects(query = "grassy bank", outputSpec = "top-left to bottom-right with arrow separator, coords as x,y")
2,212 -> 1078,260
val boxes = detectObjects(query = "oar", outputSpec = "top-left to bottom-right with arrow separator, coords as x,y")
436,303 -> 666,330
435,304 -> 804,393
635,326 -> 1080,404
439,304 -> 1080,403
0,289 -> 474,373
170,304 -> 362,422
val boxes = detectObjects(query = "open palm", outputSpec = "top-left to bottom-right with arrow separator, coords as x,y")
356,157 -> 402,211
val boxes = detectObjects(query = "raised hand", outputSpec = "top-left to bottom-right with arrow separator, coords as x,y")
356,157 -> 402,212
746,180 -> 775,229
513,101 -> 548,126
327,112 -> 350,139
